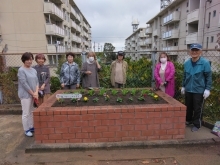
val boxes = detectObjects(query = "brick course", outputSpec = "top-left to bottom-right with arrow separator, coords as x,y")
34,89 -> 186,143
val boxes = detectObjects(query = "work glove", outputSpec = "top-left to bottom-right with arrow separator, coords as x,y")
203,89 -> 210,99
181,87 -> 185,95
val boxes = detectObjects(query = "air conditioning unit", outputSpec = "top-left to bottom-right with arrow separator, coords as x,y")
206,23 -> 210,28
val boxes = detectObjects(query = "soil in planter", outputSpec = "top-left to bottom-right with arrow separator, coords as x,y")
52,90 -> 168,107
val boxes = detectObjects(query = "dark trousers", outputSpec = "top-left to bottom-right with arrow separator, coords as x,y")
63,84 -> 76,89
115,82 -> 124,88
185,92 -> 204,128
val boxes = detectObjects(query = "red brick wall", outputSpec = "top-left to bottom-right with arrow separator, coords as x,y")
34,90 -> 186,143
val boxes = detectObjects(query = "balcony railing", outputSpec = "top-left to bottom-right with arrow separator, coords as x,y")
76,24 -> 81,32
44,2 -> 64,21
145,27 -> 152,34
163,11 -> 180,26
162,46 -> 178,55
45,24 -> 65,37
139,32 -> 146,38
162,29 -> 179,40
153,29 -> 158,36
186,32 -> 198,44
70,6 -> 76,18
187,9 -> 199,24
139,41 -> 147,46
47,45 -> 66,53
146,38 -> 152,44
71,20 -> 76,29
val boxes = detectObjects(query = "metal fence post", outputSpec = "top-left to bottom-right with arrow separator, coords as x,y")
151,50 -> 157,88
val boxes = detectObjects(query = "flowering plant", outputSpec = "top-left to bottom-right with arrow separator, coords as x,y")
153,95 -> 159,101
93,97 -> 99,103
83,97 -> 89,102
104,95 -> 110,101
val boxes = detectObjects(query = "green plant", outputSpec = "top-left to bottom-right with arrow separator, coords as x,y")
79,88 -> 85,94
141,89 -> 150,96
116,97 -> 123,103
111,89 -> 118,95
93,97 -> 99,103
105,95 -> 110,101
71,98 -> 77,103
130,88 -> 137,95
50,76 -> 61,93
99,88 -> 106,96
138,96 -> 145,101
128,97 -> 133,101
87,89 -> 95,96
121,88 -> 129,95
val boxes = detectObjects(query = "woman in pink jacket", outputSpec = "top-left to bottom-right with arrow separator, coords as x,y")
154,52 -> 175,97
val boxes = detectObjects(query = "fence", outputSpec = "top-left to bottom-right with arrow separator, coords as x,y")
0,50 -> 219,122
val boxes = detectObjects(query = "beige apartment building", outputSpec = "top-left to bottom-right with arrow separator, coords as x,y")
125,0 -> 220,61
125,28 -> 152,61
0,0 -> 91,67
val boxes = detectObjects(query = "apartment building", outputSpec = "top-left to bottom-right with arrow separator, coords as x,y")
125,28 -> 152,61
125,0 -> 220,61
0,0 -> 91,67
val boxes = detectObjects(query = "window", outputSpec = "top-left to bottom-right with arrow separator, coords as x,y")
213,10 -> 216,17
211,36 -> 214,43
186,2 -> 189,7
208,12 -> 211,27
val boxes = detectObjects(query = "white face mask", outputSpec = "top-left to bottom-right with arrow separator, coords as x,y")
160,57 -> 167,63
89,57 -> 94,62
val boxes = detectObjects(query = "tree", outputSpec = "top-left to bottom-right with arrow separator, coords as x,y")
103,43 -> 116,64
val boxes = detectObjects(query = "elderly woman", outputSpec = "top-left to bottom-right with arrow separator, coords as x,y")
81,52 -> 101,88
18,52 -> 39,137
60,52 -> 80,89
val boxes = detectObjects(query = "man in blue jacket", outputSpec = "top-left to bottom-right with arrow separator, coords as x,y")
181,43 -> 212,132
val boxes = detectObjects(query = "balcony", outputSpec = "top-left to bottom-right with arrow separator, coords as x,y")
75,13 -> 81,23
44,2 -> 64,21
131,43 -> 136,47
71,47 -> 78,52
47,45 -> 66,53
162,29 -> 179,40
139,41 -> 147,47
187,9 -> 199,24
145,38 -> 152,44
163,46 -> 178,55
70,7 -> 76,18
163,11 -> 180,26
76,24 -> 81,32
186,32 -> 198,44
145,27 -> 152,34
71,20 -> 76,30
45,24 -> 65,37
153,29 -> 158,37
139,32 -> 146,38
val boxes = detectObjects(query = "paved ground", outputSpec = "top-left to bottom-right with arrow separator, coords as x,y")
0,115 -> 220,165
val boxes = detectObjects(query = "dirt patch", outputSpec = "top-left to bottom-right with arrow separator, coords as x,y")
52,89 -> 168,107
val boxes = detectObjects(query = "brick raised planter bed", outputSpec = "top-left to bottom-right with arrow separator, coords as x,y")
34,89 -> 186,143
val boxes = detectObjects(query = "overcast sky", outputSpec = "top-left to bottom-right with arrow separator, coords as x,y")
74,0 -> 160,51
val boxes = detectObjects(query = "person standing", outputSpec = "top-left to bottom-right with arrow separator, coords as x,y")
81,52 -> 101,88
18,52 -> 39,137
154,52 -> 175,97
60,52 -> 80,89
33,54 -> 51,105
181,43 -> 212,132
110,51 -> 128,88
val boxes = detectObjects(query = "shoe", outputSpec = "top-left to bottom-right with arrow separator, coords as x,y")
29,127 -> 34,132
191,126 -> 199,132
185,121 -> 193,126
25,130 -> 33,137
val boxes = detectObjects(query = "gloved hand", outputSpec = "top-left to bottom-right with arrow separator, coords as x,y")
181,87 -> 185,95
203,89 -> 210,99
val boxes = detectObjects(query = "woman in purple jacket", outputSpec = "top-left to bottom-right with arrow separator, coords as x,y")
154,52 -> 175,97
